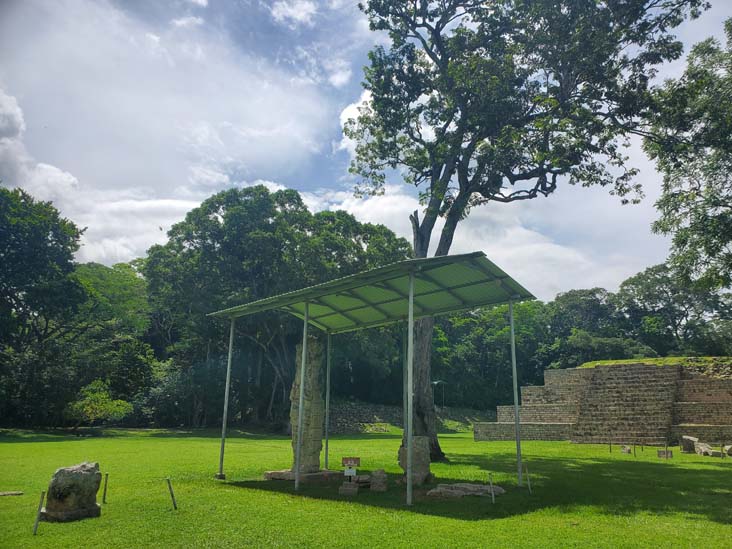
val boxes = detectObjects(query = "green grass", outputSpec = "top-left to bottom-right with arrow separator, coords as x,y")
1,430 -> 731,548
578,356 -> 730,370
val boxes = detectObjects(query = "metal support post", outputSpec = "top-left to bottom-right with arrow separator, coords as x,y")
216,318 -> 236,480
509,300 -> 523,486
294,303 -> 309,491
324,332 -> 332,471
406,272 -> 415,506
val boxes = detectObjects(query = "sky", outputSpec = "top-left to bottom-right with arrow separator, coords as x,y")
1,0 -> 731,301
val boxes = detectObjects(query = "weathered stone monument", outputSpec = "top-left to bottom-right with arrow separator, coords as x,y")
290,336 -> 324,474
681,435 -> 699,453
398,436 -> 432,485
370,469 -> 388,492
41,462 -> 101,522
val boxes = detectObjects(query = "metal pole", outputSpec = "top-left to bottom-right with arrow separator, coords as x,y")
324,332 -> 332,471
216,318 -> 236,480
402,324 -> 407,436
407,272 -> 415,506
295,303 -> 309,491
509,300 -> 523,486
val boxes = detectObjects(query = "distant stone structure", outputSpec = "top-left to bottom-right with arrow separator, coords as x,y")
475,362 -> 732,445
290,337 -> 324,473
41,462 -> 101,522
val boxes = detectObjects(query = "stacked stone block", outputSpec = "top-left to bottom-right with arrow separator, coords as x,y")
475,362 -> 732,445
671,371 -> 732,443
474,368 -> 592,442
570,364 -> 680,444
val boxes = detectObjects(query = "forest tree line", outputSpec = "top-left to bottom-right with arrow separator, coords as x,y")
1,184 -> 729,429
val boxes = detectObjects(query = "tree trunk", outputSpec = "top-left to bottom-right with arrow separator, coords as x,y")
405,196 -> 466,461
411,316 -> 445,460
406,209 -> 448,461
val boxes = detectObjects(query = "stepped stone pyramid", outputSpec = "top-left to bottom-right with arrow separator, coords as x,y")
474,363 -> 732,445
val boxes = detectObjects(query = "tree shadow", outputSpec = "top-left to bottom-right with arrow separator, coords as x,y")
220,450 -> 732,523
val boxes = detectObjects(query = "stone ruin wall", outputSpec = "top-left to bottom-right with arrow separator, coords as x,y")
475,361 -> 732,444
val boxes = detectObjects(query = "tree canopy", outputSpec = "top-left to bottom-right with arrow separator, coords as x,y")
646,18 -> 732,287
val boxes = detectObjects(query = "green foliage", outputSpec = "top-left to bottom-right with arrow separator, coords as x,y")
646,18 -> 732,286
75,262 -> 150,336
542,329 -> 657,370
349,0 -> 706,256
614,264 -> 731,355
0,187 -> 87,351
142,185 -> 411,426
65,380 -> 133,426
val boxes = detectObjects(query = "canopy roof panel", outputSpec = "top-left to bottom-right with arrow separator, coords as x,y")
209,251 -> 534,334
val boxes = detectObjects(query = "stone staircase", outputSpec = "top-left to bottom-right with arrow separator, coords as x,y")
474,361 -> 732,445
570,364 -> 680,444
671,371 -> 732,443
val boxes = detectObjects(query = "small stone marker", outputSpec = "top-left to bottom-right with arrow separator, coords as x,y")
41,462 -> 101,522
681,435 -> 698,453
370,469 -> 387,492
342,457 -> 360,478
621,445 -> 631,454
339,457 -> 362,497
0,491 -> 23,496
657,449 -> 673,459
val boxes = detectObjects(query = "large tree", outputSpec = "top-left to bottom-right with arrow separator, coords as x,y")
144,185 -> 411,427
646,18 -> 732,287
347,0 -> 706,459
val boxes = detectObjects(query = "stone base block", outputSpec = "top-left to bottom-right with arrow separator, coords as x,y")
264,469 -> 340,482
41,504 -> 101,522
338,482 -> 359,496
474,422 -> 573,441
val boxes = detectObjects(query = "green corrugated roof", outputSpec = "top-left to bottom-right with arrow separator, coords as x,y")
209,251 -> 534,334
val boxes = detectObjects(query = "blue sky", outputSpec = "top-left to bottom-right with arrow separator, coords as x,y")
1,0 -> 731,300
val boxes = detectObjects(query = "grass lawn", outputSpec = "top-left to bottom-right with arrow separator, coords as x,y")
1,429 -> 730,548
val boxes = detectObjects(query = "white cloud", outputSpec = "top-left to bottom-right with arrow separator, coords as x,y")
336,90 -> 371,156
0,90 -> 25,139
270,0 -> 318,28
324,57 -> 352,88
186,0 -> 208,7
171,16 -> 204,28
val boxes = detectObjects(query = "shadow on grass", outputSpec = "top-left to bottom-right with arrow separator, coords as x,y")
0,428 -> 405,443
221,451 -> 732,524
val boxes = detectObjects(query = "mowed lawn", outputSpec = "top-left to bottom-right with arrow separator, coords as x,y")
1,430 -> 730,548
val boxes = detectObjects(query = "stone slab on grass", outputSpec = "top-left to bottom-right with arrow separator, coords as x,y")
427,483 -> 506,498
264,469 -> 340,482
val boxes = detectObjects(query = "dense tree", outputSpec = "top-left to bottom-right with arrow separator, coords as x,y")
348,0 -> 706,459
0,188 -> 87,352
143,185 -> 411,427
614,264 -> 731,355
0,188 -> 90,425
646,19 -> 732,286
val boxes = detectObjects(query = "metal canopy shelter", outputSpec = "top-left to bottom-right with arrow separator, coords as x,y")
209,251 -> 534,505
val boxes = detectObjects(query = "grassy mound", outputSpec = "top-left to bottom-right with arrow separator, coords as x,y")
577,356 -> 732,377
